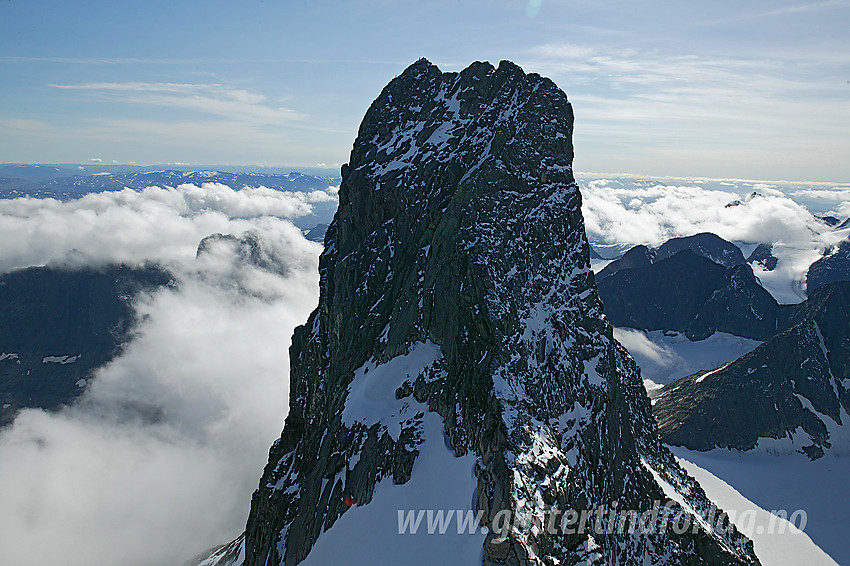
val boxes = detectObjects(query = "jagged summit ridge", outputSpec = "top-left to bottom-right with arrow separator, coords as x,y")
207,60 -> 759,566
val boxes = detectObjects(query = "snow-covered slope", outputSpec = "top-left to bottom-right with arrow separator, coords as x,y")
613,328 -> 762,391
673,447 -> 848,566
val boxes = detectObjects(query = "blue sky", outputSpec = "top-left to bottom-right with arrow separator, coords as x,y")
1,0 -> 848,181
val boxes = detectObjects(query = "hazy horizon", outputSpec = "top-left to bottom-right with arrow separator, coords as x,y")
4,161 -> 850,186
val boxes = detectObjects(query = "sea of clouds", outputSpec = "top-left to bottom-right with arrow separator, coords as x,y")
0,183 -> 332,566
577,176 -> 850,303
0,175 -> 847,566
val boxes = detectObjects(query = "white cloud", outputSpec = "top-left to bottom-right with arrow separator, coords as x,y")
0,183 -> 336,273
579,177 -> 838,248
0,187 -> 325,566
793,188 -> 850,202
50,82 -> 302,125
579,176 -> 849,303
613,327 -> 678,367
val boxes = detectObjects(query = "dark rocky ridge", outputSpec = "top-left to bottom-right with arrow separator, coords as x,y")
0,264 -> 172,425
653,280 -> 850,459
597,249 -> 779,341
816,215 -> 841,227
746,243 -> 778,271
596,244 -> 655,280
654,233 -> 747,267
596,233 -> 747,282
206,60 -> 758,566
807,237 -> 850,295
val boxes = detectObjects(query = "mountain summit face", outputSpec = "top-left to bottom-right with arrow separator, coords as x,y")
209,60 -> 758,566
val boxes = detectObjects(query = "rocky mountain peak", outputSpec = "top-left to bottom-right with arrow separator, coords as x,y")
337,57 -> 573,243
205,60 -> 759,566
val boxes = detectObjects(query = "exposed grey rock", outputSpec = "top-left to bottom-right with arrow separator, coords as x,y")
200,60 -> 758,566
806,237 -> 850,295
746,243 -> 778,271
654,280 -> 850,459
597,250 -> 779,341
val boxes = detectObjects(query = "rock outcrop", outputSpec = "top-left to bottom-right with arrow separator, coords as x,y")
197,231 -> 291,276
654,280 -> 850,459
807,237 -> 850,295
202,60 -> 758,566
746,243 -> 778,272
597,249 -> 779,341
0,264 -> 172,425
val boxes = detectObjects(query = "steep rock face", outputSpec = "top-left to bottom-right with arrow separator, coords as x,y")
597,250 -> 778,341
223,60 -> 757,566
807,237 -> 850,295
0,264 -> 172,425
654,281 -> 850,459
746,243 -> 778,272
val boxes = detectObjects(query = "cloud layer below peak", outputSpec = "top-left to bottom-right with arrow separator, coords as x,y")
0,184 -> 327,566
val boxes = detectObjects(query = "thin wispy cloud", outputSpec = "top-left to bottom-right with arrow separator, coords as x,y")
522,41 -> 850,180
0,55 -> 408,66
695,0 -> 850,25
50,82 -> 301,124
0,118 -> 51,132
763,0 -> 849,16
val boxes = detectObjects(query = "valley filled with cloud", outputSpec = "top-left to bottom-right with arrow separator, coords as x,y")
0,183 -> 329,566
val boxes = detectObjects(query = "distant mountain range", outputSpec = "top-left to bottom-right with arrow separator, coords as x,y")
654,280 -> 850,459
0,165 -> 342,237
596,231 -> 850,459
0,166 -> 340,200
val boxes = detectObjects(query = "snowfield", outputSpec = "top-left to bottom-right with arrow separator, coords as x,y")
304,343 -> 484,564
613,328 -> 762,391
673,447 -> 849,565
